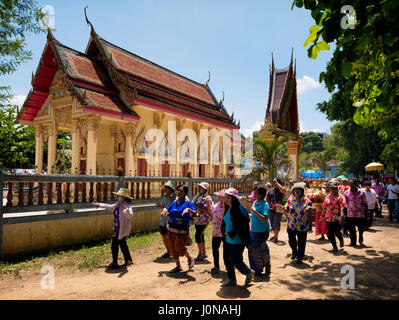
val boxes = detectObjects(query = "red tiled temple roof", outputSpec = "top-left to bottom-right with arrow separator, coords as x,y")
19,28 -> 238,129
18,31 -> 139,123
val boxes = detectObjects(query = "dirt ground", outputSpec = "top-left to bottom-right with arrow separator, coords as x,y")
1,208 -> 399,300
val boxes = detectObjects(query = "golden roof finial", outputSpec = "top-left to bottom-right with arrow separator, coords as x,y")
84,6 -> 96,35
205,71 -> 210,86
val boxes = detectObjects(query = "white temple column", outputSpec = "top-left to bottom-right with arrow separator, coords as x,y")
125,124 -> 135,176
34,125 -> 44,174
71,119 -> 80,174
86,116 -> 99,175
47,123 -> 57,174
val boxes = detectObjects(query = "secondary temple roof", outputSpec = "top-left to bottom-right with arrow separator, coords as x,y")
265,52 -> 299,135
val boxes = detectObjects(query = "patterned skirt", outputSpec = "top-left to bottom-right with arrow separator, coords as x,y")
248,231 -> 270,273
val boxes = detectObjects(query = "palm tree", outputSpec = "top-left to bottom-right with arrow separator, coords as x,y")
253,135 -> 292,181
309,147 -> 338,178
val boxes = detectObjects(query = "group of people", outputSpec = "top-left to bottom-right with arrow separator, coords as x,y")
91,173 -> 399,287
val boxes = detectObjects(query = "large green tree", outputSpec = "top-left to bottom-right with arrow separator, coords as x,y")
0,0 -> 44,77
293,0 -> 399,173
0,104 -> 35,168
300,131 -> 324,153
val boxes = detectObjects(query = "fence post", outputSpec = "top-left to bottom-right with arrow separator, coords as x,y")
229,177 -> 234,188
0,177 -> 4,259
118,176 -> 125,190
187,177 -> 193,199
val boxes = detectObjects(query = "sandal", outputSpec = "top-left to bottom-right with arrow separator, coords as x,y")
188,257 -> 195,270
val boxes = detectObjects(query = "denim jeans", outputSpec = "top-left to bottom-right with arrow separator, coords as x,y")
387,199 -> 399,221
223,241 -> 251,281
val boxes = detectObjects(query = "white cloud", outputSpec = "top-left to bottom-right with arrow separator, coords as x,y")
8,94 -> 27,107
311,128 -> 323,133
297,75 -> 320,95
243,120 -> 263,138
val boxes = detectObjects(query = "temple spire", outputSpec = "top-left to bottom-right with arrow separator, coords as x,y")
290,47 -> 294,66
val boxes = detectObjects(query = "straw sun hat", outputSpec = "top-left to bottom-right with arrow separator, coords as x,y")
113,188 -> 133,199
162,180 -> 176,192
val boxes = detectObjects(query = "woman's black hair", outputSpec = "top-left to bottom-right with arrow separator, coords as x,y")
256,187 -> 267,198
124,198 -> 131,204
363,180 -> 372,187
229,195 -> 241,221
176,184 -> 188,195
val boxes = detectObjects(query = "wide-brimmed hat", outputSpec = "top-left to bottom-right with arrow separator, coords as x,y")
225,187 -> 241,200
265,182 -> 272,187
198,182 -> 209,190
291,183 -> 305,192
162,181 -> 176,192
329,179 -> 340,188
214,189 -> 225,197
113,188 -> 133,199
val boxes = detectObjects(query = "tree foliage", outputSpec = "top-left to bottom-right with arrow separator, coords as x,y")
309,146 -> 337,178
300,131 -> 324,153
293,0 -> 399,172
0,0 -> 44,75
0,104 -> 35,168
253,136 -> 292,181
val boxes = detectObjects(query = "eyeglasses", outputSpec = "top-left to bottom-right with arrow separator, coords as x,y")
177,189 -> 184,193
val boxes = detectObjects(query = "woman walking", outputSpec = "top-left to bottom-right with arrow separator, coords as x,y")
211,190 -> 226,273
156,181 -> 176,258
283,183 -> 313,264
221,188 -> 255,286
321,180 -> 346,252
161,184 -> 197,273
248,187 -> 271,277
192,182 -> 213,261
92,188 -> 134,269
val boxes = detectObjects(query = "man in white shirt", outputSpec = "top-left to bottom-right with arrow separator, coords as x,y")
362,181 -> 380,230
385,178 -> 399,222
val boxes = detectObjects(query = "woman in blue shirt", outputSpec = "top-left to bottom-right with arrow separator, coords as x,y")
161,184 -> 197,273
248,187 -> 271,277
221,188 -> 255,286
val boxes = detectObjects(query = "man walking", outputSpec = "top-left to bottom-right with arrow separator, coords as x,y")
386,178 -> 399,222
344,179 -> 369,246
372,175 -> 385,218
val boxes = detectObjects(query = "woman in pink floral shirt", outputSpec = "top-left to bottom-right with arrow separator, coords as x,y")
322,180 -> 346,252
210,190 -> 225,273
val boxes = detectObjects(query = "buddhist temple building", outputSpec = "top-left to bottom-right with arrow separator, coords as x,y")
18,14 -> 242,177
259,52 -> 303,181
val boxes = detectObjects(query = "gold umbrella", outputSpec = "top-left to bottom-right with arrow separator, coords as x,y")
365,162 -> 384,171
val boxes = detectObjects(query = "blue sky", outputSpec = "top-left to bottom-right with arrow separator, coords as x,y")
3,0 -> 336,135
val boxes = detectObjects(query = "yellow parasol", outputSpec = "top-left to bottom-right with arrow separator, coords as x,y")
365,162 -> 384,172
